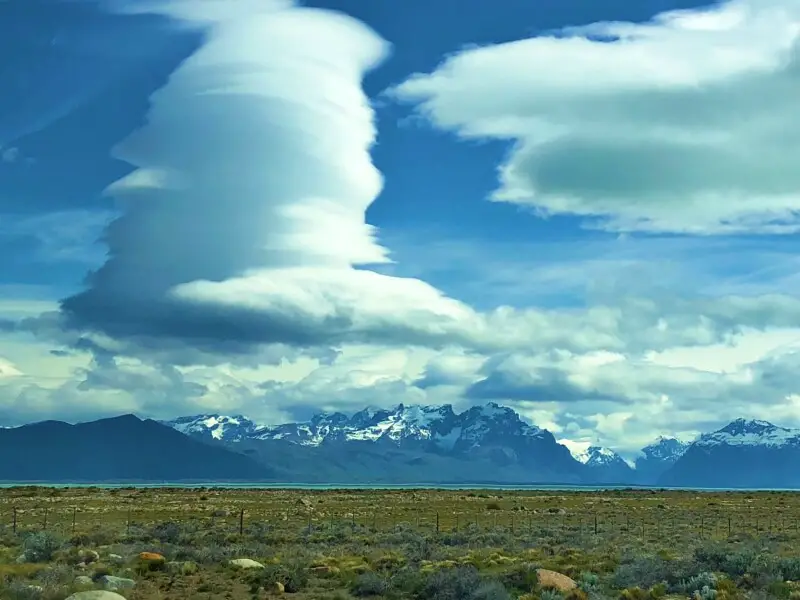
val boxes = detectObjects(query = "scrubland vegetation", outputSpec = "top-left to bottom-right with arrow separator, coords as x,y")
0,487 -> 799,600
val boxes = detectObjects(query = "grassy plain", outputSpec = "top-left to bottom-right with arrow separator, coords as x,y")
0,487 -> 799,600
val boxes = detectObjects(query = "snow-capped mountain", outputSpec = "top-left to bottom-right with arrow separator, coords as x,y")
165,402 -> 550,450
568,445 -> 623,466
634,436 -> 690,483
161,414 -> 263,442
659,419 -> 800,488
560,442 -> 634,483
255,404 -> 461,447
694,418 -> 800,448
164,403 -> 584,482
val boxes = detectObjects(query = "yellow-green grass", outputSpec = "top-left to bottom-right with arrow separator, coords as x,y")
1,487 -> 796,542
1,487 -> 800,600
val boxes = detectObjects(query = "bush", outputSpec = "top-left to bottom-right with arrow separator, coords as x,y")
254,561 -> 309,594
674,572 -> 718,595
541,590 -> 565,600
1,580 -> 45,600
149,521 -> 181,544
613,555 -> 671,589
352,572 -> 391,597
421,566 -> 481,600
501,562 -> 539,593
21,531 -> 64,562
472,581 -> 513,600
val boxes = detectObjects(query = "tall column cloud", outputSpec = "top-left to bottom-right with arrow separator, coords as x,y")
61,0 -> 479,353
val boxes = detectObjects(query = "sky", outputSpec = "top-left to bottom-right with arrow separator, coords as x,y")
2,0 -> 800,458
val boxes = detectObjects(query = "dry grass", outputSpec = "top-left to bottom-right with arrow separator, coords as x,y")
0,487 -> 798,599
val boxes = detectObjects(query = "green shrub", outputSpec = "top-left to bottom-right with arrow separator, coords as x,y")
541,589 -> 565,600
21,532 -> 64,563
501,561 -> 539,593
421,566 -> 481,600
472,581 -> 513,600
351,572 -> 390,597
251,561 -> 310,594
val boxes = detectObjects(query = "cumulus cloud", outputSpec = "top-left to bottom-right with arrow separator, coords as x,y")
390,0 -> 800,234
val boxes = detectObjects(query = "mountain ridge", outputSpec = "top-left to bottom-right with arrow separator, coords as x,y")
5,406 -> 796,486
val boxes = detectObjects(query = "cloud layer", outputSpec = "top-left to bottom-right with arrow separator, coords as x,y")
3,0 -> 800,456
391,0 -> 800,234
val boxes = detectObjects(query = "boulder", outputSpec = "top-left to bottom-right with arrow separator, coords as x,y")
537,569 -> 577,592
230,558 -> 265,569
66,592 -> 127,600
100,575 -> 136,591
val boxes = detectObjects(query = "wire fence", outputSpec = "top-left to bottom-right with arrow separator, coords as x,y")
5,504 -> 797,543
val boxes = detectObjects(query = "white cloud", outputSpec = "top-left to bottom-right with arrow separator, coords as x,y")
1,147 -> 20,163
0,358 -> 21,378
389,0 -> 800,234
7,0 -> 800,460
60,0 -> 509,354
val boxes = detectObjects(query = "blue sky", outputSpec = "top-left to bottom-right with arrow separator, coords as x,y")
2,0 -> 800,457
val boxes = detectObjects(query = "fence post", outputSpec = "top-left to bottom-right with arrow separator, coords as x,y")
435,512 -> 439,534
126,507 -> 131,534
594,513 -> 598,535
239,508 -> 244,535
43,507 -> 48,531
72,507 -> 77,535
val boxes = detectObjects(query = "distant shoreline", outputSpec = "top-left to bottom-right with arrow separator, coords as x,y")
0,482 -> 793,492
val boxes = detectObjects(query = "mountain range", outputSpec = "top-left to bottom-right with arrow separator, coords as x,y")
2,403 -> 796,487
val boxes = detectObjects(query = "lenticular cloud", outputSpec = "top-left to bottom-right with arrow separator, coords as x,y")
61,0 -> 477,351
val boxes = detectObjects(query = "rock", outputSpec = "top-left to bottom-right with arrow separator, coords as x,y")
79,549 -> 100,564
296,498 -> 313,508
230,558 -> 265,569
75,575 -> 94,586
66,592 -> 127,600
15,553 -> 28,564
138,551 -> 165,562
137,551 -> 166,571
271,581 -> 285,595
100,575 -> 136,591
107,554 -> 124,565
537,569 -> 577,592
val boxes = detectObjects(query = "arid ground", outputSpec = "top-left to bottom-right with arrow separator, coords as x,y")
1,487 -> 799,599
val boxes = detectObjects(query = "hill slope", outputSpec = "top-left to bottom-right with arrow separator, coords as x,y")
659,419 -> 800,488
0,415 -> 275,482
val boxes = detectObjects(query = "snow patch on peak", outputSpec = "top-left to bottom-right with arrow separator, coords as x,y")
698,419 -> 800,448
639,436 -> 690,460
559,440 -> 623,466
162,414 -> 261,441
